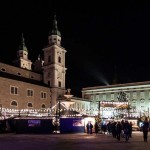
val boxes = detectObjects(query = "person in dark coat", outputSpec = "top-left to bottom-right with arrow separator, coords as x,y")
142,118 -> 149,142
107,121 -> 111,134
111,122 -> 117,138
129,122 -> 133,138
101,123 -> 107,134
116,121 -> 122,141
124,120 -> 131,142
95,122 -> 99,134
86,122 -> 93,134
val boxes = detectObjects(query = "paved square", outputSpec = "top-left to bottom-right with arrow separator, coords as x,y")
0,131 -> 149,150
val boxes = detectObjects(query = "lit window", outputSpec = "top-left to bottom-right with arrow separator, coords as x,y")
103,94 -> 106,100
96,95 -> 99,101
111,94 -> 114,100
140,92 -> 145,99
91,95 -> 94,100
133,92 -> 137,99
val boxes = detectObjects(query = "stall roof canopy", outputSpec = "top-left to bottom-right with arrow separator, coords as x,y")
100,101 -> 128,108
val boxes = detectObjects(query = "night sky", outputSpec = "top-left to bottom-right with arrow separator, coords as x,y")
1,1 -> 150,97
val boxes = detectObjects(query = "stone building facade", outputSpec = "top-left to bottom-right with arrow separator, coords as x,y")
0,15 -> 67,116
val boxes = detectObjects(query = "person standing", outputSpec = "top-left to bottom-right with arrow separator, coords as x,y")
142,118 -> 149,142
129,122 -> 133,138
95,122 -> 99,135
86,122 -> 90,134
86,122 -> 93,134
89,122 -> 93,134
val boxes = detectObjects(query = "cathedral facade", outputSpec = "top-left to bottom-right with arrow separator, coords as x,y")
0,15 -> 67,116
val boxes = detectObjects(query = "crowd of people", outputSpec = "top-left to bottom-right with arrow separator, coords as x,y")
99,120 -> 132,142
87,118 -> 149,142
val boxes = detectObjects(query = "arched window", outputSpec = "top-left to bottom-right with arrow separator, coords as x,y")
58,56 -> 61,63
42,104 -> 46,108
28,102 -> 33,107
11,101 -> 17,106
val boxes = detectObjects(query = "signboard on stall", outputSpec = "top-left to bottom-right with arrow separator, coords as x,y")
15,118 -> 53,134
60,118 -> 84,133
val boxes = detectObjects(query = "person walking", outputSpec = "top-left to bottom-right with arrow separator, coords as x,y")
142,118 -> 149,142
124,120 -> 131,142
111,122 -> 117,138
116,121 -> 122,141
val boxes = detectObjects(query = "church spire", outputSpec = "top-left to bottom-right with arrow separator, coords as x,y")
19,33 -> 28,52
13,33 -> 32,70
49,14 -> 61,37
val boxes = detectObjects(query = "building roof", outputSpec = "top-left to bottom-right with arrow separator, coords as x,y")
49,14 -> 61,37
0,71 -> 49,88
82,81 -> 150,91
18,33 -> 28,52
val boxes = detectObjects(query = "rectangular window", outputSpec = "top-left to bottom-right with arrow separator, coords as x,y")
41,92 -> 47,99
10,86 -> 18,95
133,92 -> 137,99
140,92 -> 145,99
27,89 -> 34,97
111,94 -> 114,100
96,95 -> 99,101
58,81 -> 61,87
90,95 -> 94,101
103,94 -> 106,100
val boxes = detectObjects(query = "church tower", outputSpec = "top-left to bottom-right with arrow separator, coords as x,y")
13,33 -> 32,70
43,15 -> 67,108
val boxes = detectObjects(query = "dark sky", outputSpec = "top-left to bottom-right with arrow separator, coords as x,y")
1,0 -> 150,97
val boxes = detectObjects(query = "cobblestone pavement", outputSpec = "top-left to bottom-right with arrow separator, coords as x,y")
0,131 -> 149,150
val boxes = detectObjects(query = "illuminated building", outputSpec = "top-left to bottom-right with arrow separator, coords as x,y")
82,82 -> 150,119
0,15 -> 67,117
